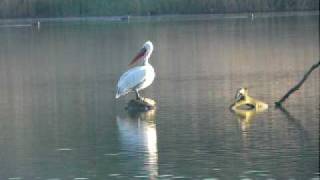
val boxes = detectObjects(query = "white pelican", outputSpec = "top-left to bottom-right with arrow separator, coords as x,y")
116,41 -> 155,100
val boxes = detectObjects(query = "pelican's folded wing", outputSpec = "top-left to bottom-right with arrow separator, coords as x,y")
116,66 -> 146,98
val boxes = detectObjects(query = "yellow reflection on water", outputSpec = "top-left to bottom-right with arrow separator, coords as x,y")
232,108 -> 260,132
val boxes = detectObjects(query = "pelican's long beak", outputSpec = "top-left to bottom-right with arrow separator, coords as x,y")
129,47 -> 147,66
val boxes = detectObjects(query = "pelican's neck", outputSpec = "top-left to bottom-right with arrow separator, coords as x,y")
143,60 -> 149,66
143,48 -> 153,66
143,58 -> 151,66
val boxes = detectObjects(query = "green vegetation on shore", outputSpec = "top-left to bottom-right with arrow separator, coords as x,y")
0,0 -> 318,19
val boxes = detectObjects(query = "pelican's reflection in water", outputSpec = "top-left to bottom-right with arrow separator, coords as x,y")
116,110 -> 158,179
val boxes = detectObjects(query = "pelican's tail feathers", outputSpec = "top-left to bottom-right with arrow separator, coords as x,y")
115,88 -> 123,99
115,87 -> 128,99
115,88 -> 121,99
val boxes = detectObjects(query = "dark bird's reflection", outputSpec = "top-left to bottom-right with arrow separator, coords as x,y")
116,110 -> 158,179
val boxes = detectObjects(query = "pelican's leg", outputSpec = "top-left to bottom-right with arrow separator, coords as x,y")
135,89 -> 141,100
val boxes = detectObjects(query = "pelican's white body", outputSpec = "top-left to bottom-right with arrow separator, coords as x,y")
116,41 -> 155,99
116,64 -> 155,98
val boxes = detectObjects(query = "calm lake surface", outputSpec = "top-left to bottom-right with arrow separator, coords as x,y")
0,13 -> 319,179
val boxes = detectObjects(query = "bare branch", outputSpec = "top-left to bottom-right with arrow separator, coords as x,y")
275,60 -> 320,107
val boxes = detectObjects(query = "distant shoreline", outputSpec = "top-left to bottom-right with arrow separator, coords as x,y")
0,10 -> 318,26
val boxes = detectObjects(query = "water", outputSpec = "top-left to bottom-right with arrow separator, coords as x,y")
0,13 -> 319,179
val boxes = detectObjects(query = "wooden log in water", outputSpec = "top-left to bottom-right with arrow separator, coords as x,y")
275,60 -> 320,107
126,98 -> 156,112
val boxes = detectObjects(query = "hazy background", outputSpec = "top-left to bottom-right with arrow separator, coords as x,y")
0,0 -> 319,18
0,13 -> 319,179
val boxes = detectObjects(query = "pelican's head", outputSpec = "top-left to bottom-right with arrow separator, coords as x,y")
235,87 -> 248,102
143,41 -> 153,52
129,41 -> 154,66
